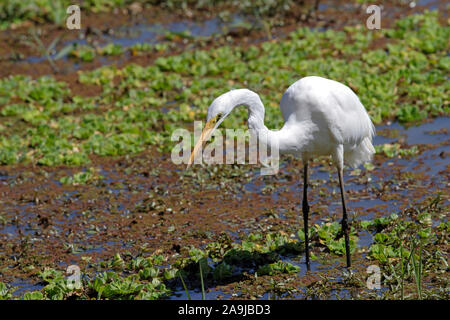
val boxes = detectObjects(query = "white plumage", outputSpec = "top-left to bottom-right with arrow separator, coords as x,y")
278,76 -> 376,168
189,76 -> 376,268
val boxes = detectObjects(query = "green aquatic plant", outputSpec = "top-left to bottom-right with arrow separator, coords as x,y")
298,222 -> 359,256
375,144 -> 419,158
38,268 -> 81,300
212,262 -> 234,281
69,44 -> 96,62
397,105 -> 428,123
0,282 -> 13,300
23,291 -> 44,300
257,261 -> 300,276
361,213 -> 398,231
0,0 -> 131,29
365,194 -> 447,299
90,271 -> 169,300
0,12 -> 448,168
2,205 -> 447,301
59,167 -> 103,185
100,43 -> 123,56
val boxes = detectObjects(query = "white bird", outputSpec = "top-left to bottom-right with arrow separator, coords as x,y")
187,76 -> 376,268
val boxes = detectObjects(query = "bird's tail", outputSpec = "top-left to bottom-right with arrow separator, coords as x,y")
345,136 -> 376,168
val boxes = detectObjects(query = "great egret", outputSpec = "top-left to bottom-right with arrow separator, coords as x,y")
187,76 -> 375,268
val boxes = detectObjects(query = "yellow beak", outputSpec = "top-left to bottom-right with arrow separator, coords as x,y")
187,117 -> 218,168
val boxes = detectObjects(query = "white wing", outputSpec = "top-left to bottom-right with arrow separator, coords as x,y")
281,76 -> 375,147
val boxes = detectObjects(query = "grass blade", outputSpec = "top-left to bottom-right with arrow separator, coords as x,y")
54,43 -> 76,60
199,261 -> 206,300
178,272 -> 191,300
411,239 -> 423,299
400,243 -> 404,300
401,239 -> 416,300
47,36 -> 61,54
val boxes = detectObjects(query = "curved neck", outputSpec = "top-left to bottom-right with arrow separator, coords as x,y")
219,89 -> 305,155
224,89 -> 267,132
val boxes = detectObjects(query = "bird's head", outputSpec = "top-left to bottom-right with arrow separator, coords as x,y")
187,92 -> 234,168
206,92 -> 234,122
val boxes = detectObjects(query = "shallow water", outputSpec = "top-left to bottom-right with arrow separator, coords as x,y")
244,116 -> 448,217
2,116 -> 448,298
22,14 -> 251,65
416,0 -> 441,9
19,0 -> 445,69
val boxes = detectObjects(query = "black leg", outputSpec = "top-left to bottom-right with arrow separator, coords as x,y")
314,0 -> 320,11
302,163 -> 310,270
338,168 -> 351,268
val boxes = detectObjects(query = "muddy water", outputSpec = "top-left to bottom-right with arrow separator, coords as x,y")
106,14 -> 250,46
20,0 -> 446,66
1,116 -> 448,298
21,14 -> 252,65
245,116 -> 448,218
